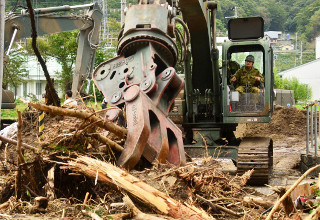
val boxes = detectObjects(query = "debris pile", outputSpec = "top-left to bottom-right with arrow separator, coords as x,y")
240,105 -> 307,142
0,103 -> 318,219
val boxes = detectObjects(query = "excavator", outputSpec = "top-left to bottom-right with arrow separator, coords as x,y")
3,1 -> 273,184
3,2 -> 102,105
93,0 -> 274,185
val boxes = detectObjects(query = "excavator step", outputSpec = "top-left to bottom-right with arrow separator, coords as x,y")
237,137 -> 273,185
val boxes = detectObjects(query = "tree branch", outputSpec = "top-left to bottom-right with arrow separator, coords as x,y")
25,0 -> 60,106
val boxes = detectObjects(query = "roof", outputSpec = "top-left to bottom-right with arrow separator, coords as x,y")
264,31 -> 282,39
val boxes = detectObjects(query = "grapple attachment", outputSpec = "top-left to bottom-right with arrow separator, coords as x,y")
93,45 -> 186,169
93,1 -> 187,169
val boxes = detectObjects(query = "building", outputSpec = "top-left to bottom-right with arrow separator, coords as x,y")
264,31 -> 282,45
279,59 -> 320,100
280,44 -> 294,51
9,56 -> 63,101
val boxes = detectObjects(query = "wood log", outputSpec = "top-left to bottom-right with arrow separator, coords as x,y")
279,187 -> 296,216
46,166 -> 55,200
30,103 -> 127,139
123,195 -> 167,220
34,196 -> 48,209
0,135 -> 39,152
66,156 -> 213,220
243,196 -> 274,209
90,133 -> 123,152
196,194 -> 241,217
266,164 -> 320,220
0,201 -> 9,210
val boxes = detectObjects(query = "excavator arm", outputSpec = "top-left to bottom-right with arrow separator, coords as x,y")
93,1 -> 187,169
4,3 -> 102,94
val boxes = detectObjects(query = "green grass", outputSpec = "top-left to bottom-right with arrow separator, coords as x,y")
295,105 -> 304,110
1,101 -> 28,120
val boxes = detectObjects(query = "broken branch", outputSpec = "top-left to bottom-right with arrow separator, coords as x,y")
29,103 -> 127,139
90,133 -> 123,152
0,135 -> 38,152
196,194 -> 241,217
66,155 -> 211,219
243,196 -> 274,209
26,0 -> 60,106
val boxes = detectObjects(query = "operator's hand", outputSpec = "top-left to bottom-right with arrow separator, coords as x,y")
255,77 -> 261,81
231,76 -> 237,82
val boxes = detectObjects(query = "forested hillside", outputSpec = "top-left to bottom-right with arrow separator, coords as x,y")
215,0 -> 320,43
5,0 -> 320,43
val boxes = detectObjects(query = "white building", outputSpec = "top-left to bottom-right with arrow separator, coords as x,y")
9,56 -> 63,101
264,31 -> 282,44
279,59 -> 320,100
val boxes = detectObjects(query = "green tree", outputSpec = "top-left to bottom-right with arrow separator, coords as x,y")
264,1 -> 287,31
108,17 -> 121,38
274,72 -> 312,103
25,30 -> 117,96
46,31 -> 78,91
3,45 -> 29,90
295,1 -> 320,41
26,32 -> 79,92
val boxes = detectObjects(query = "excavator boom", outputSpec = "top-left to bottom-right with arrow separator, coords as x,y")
4,3 -> 102,94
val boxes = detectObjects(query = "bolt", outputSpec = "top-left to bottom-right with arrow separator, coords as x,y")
162,68 -> 172,80
140,78 -> 152,91
111,91 -> 122,104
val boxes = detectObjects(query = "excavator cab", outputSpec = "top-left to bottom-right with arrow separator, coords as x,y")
222,17 -> 274,123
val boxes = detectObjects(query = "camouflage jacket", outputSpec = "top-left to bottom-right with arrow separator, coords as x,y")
231,66 -> 264,87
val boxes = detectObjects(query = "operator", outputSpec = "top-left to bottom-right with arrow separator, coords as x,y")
230,55 -> 264,93
63,90 -> 77,106
227,60 -> 240,82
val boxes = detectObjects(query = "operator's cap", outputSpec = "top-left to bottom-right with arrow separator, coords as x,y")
245,55 -> 254,62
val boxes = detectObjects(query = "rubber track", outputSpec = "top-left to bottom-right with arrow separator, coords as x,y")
237,137 -> 273,185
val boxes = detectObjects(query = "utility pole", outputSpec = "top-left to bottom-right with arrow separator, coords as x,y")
234,6 -> 238,18
101,0 -> 106,41
225,6 -> 239,19
121,0 -> 126,26
0,0 -> 5,127
300,41 -> 303,64
295,32 -> 297,50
